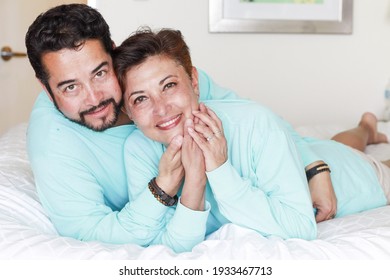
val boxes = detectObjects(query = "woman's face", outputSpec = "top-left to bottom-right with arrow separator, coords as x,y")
123,55 -> 199,145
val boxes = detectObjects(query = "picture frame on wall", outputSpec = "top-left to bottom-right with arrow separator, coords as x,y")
209,0 -> 353,34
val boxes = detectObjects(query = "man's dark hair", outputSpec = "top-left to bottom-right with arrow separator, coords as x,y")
25,4 -> 113,96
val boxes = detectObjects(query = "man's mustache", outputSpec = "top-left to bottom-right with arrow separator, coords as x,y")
80,98 -> 116,116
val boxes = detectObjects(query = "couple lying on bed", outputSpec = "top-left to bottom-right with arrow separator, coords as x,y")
26,4 -> 390,253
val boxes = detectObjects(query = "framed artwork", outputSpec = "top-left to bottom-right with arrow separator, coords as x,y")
209,0 -> 353,34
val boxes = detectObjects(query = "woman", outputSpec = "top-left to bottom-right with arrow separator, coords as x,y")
113,28 -> 389,253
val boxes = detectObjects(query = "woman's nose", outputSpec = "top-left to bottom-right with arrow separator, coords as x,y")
153,97 -> 168,116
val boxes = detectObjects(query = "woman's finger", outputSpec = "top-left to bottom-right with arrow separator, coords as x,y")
187,126 -> 209,152
193,104 -> 223,136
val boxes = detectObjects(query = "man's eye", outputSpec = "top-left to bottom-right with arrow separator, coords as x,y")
96,70 -> 107,78
65,84 -> 76,92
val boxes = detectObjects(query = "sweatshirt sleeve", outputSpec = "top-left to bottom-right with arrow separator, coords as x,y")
206,123 -> 317,240
32,152 -> 159,245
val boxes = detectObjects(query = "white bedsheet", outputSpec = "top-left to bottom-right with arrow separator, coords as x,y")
1,123 -> 390,260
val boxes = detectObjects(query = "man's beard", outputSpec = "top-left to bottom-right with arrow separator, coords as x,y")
54,98 -> 123,132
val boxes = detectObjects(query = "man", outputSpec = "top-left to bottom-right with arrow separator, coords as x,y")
25,4 -> 335,246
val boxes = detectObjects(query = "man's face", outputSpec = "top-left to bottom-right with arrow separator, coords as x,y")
124,55 -> 199,146
42,39 -> 122,131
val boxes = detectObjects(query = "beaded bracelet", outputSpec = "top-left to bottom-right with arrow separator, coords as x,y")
305,163 -> 331,182
148,177 -> 178,206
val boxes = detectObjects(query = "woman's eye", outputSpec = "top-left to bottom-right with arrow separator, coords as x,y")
163,82 -> 176,91
134,96 -> 147,104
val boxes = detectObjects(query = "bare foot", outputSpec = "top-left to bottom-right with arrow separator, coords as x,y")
382,160 -> 390,168
359,112 -> 388,144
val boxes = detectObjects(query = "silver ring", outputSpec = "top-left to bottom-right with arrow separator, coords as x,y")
206,135 -> 215,142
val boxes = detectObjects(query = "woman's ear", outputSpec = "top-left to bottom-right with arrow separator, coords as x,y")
121,105 -> 130,117
191,67 -> 199,96
121,105 -> 135,125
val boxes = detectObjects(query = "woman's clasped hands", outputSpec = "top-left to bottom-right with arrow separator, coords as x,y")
187,103 -> 228,172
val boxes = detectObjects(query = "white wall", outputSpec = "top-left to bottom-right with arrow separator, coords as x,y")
94,0 -> 390,127
0,0 -> 88,135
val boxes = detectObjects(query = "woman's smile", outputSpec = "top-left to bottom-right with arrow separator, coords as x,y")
156,114 -> 182,130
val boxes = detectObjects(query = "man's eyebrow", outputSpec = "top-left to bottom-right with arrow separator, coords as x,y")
91,61 -> 109,75
56,62 -> 109,89
57,79 -> 76,89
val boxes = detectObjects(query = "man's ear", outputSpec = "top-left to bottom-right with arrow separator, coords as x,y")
191,67 -> 199,96
38,80 -> 53,102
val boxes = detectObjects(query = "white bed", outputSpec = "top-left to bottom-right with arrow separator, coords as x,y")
1,122 -> 390,260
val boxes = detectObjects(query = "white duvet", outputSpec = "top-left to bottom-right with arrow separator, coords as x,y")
1,123 -> 390,260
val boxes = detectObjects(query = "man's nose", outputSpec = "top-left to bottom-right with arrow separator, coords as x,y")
84,84 -> 103,105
